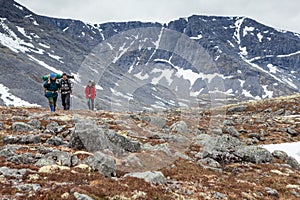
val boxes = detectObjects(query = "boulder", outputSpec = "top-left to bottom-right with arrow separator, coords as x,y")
272,150 -> 288,162
106,130 -> 141,153
265,187 -> 279,197
0,166 -> 33,179
198,158 -> 221,168
170,121 -> 188,133
234,146 -> 273,164
39,151 -> 79,167
12,122 -> 34,132
74,192 -> 94,200
84,151 -> 116,177
46,121 -> 59,132
46,136 -> 65,146
27,119 -> 41,129
6,153 -> 36,164
227,105 -> 247,113
38,165 -> 70,173
286,156 -> 300,170
69,120 -> 115,152
19,134 -> 41,144
224,126 -> 240,137
125,171 -> 166,185
13,183 -> 41,192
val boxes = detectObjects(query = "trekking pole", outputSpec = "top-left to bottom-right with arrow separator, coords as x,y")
70,94 -> 73,110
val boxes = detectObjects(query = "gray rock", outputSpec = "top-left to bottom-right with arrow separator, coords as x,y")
142,143 -> 172,156
13,183 -> 41,192
139,116 -> 166,128
27,119 -> 41,129
125,171 -> 166,185
70,120 -> 115,152
6,153 -> 36,164
12,122 -> 34,132
106,130 -> 141,153
35,158 -> 57,167
286,156 -> 300,170
227,105 -> 247,113
199,158 -> 221,168
265,187 -> 279,197
170,121 -> 188,133
213,191 -> 227,199
0,121 -> 4,130
223,119 -> 235,126
0,166 -> 32,179
122,154 -> 143,168
0,148 -> 16,158
234,146 -> 273,164
74,192 -> 94,200
19,134 -> 41,144
46,136 -> 65,146
248,133 -> 260,140
275,109 -> 285,115
272,150 -> 288,162
286,128 -> 299,136
41,151 -> 79,167
2,135 -> 19,144
210,128 -> 223,135
46,121 -> 59,132
84,151 -> 116,177
224,126 -> 240,137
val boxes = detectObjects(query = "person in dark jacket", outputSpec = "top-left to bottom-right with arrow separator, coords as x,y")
60,72 -> 72,110
44,73 -> 61,112
85,80 -> 96,110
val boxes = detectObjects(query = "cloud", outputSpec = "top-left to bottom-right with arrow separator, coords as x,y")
15,0 -> 300,33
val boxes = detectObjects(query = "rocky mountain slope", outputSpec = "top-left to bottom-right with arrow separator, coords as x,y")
0,0 -> 299,110
0,94 -> 300,199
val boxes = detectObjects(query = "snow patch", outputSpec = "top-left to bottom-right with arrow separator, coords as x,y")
263,142 -> 300,163
0,84 -> 39,107
16,26 -> 31,40
267,64 -> 279,74
234,17 -> 245,45
243,26 -> 255,37
190,34 -> 203,40
262,85 -> 273,98
257,32 -> 263,42
134,71 -> 149,80
39,43 -> 50,49
14,4 -> 23,10
28,55 -> 63,74
151,68 -> 173,85
63,27 -> 69,32
277,51 -> 300,58
227,40 -> 235,48
48,53 -> 63,63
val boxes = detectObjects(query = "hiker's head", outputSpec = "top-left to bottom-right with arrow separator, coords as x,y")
50,73 -> 56,81
62,72 -> 67,80
88,80 -> 92,86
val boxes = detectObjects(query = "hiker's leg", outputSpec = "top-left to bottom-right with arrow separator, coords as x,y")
65,93 -> 70,110
87,98 -> 91,110
91,99 -> 94,110
53,96 -> 58,112
61,94 -> 66,110
48,97 -> 54,112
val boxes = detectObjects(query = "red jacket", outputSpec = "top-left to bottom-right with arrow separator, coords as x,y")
85,86 -> 96,100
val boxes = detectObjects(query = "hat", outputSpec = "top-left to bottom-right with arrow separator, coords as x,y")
50,73 -> 56,79
62,72 -> 67,76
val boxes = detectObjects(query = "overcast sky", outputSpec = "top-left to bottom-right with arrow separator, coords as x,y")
15,0 -> 300,33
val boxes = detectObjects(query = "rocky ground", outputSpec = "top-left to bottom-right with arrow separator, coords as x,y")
0,94 -> 300,200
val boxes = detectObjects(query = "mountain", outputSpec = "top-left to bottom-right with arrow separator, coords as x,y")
0,0 -> 299,111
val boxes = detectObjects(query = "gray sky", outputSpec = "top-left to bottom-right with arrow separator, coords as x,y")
15,0 -> 300,33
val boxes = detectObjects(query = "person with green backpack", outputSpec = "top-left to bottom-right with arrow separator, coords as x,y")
43,73 -> 61,112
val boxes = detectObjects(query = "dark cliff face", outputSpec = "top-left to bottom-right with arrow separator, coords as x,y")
0,0 -> 299,110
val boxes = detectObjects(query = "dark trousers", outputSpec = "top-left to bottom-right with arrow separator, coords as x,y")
87,98 -> 94,110
61,93 -> 71,110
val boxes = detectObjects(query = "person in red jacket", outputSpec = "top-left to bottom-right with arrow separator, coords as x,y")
85,80 -> 96,110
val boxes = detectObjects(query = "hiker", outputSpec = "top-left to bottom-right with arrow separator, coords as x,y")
44,73 -> 61,112
85,80 -> 96,110
60,72 -> 72,110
